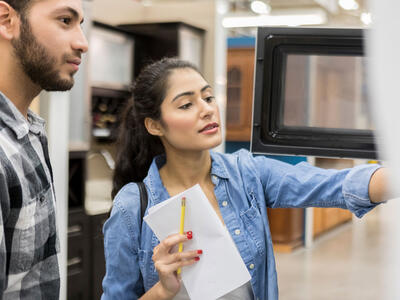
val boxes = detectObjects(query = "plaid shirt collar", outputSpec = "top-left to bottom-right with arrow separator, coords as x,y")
0,91 -> 46,139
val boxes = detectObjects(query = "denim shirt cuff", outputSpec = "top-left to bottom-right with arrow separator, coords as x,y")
342,164 -> 383,218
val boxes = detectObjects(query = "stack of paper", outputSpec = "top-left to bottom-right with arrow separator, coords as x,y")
144,184 -> 251,300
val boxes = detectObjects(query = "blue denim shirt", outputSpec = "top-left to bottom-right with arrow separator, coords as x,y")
102,149 -> 380,300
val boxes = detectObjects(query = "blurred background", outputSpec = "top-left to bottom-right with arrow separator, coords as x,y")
30,0 -> 400,299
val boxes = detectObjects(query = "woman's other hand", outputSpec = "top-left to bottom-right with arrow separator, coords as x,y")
152,231 -> 202,299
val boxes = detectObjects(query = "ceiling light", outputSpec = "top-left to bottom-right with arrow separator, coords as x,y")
338,0 -> 359,10
361,12 -> 372,25
251,1 -> 271,15
141,0 -> 152,6
222,9 -> 327,28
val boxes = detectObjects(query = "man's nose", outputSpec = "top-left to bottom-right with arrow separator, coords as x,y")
72,26 -> 89,53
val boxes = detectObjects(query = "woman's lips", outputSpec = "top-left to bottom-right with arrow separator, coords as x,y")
199,123 -> 219,134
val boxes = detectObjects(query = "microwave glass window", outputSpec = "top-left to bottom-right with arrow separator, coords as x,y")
282,54 -> 374,131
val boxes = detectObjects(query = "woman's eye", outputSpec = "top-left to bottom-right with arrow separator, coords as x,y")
204,96 -> 215,103
179,103 -> 192,110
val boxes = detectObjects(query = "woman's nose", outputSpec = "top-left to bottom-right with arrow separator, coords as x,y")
199,100 -> 214,119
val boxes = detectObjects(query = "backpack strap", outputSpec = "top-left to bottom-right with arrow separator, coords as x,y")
137,182 -> 148,228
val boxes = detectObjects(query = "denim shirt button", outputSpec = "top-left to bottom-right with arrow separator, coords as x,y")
249,263 -> 255,270
222,201 -> 228,207
234,229 -> 241,235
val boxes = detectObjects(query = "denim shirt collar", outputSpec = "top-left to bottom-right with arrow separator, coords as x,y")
0,91 -> 46,139
210,151 -> 229,179
143,155 -> 169,206
144,151 -> 229,206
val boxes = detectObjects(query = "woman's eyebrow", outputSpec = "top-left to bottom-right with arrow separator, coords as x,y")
171,91 -> 194,103
171,85 -> 212,102
201,85 -> 212,92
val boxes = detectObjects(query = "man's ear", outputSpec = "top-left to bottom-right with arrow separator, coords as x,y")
0,2 -> 19,41
144,117 -> 164,137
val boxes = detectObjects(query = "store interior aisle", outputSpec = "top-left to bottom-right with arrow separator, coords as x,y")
275,199 -> 400,300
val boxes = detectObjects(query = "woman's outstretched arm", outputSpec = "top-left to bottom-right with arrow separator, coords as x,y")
369,168 -> 388,203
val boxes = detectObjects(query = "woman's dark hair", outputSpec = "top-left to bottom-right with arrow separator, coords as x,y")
112,57 -> 201,198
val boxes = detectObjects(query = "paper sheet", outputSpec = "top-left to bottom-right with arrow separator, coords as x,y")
143,184 -> 251,300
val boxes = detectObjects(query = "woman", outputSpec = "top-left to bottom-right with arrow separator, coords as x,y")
102,58 -> 387,300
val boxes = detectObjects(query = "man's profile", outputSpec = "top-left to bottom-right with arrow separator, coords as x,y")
0,0 -> 88,298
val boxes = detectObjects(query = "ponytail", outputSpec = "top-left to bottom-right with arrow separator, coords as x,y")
111,98 -> 164,198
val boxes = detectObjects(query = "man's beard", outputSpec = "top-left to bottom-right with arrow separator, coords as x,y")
11,16 -> 75,91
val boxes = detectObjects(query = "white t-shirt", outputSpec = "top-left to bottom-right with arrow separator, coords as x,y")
174,280 -> 253,300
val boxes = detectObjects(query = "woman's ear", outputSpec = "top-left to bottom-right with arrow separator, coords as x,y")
144,117 -> 164,137
0,2 -> 19,41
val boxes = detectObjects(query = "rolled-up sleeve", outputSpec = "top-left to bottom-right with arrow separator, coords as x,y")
342,164 -> 383,217
252,153 -> 382,217
101,185 -> 144,300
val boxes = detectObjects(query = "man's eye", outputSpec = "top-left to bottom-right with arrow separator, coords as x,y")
179,103 -> 192,110
60,17 -> 72,25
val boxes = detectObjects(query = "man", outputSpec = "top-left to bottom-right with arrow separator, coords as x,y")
0,0 -> 88,298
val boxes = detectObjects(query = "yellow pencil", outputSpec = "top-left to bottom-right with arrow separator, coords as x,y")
177,197 -> 186,275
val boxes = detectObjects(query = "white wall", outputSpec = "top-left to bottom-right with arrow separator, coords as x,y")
368,0 -> 400,196
39,91 -> 69,300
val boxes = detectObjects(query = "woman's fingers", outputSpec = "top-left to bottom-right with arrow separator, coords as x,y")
160,249 -> 203,265
152,231 -> 201,279
155,255 -> 201,276
153,232 -> 192,259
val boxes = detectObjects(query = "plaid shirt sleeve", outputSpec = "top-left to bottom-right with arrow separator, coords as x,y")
0,165 -> 8,298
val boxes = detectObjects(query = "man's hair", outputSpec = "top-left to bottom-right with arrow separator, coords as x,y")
3,0 -> 34,15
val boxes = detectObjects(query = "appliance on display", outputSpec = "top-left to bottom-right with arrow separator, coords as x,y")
251,27 -> 376,159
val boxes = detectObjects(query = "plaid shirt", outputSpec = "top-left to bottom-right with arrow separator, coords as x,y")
0,92 -> 59,299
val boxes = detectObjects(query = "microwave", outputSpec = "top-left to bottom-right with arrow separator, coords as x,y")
251,27 -> 376,159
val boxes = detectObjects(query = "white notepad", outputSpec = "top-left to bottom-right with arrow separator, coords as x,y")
144,184 -> 251,300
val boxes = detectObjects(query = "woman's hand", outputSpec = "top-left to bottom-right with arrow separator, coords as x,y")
152,231 -> 202,299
